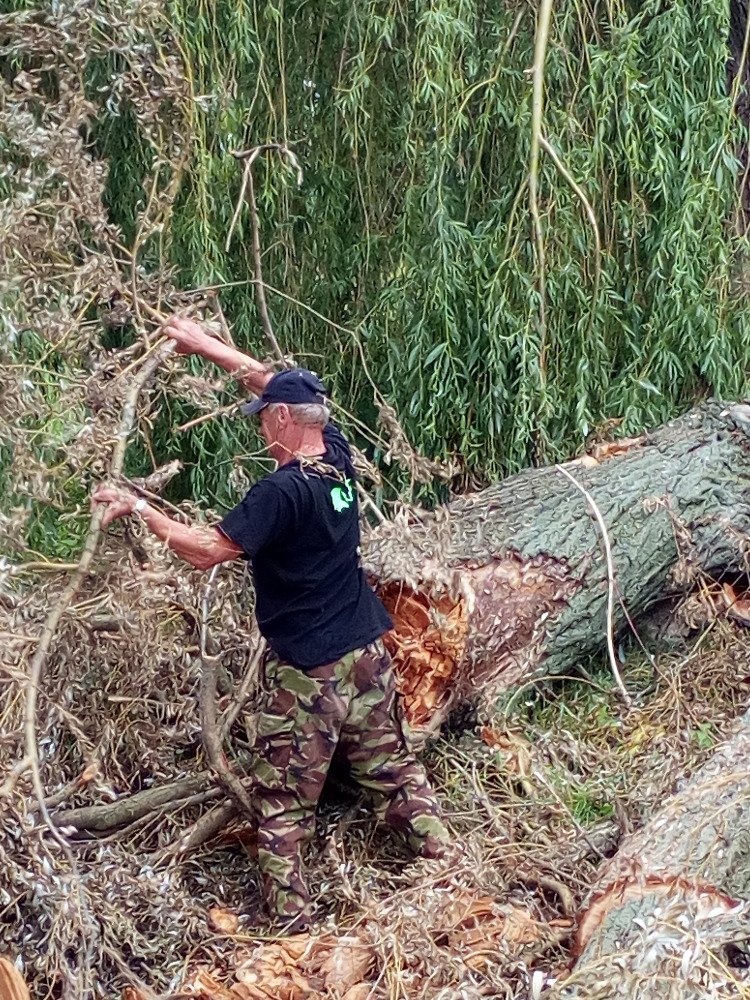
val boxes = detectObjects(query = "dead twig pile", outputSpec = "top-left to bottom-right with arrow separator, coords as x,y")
4,504 -> 750,999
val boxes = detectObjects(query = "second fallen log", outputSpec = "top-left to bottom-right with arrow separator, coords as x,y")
553,708 -> 750,999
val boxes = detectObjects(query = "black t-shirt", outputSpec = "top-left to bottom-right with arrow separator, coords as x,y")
219,424 -> 393,669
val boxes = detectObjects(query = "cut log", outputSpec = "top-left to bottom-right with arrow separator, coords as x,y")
554,709 -> 750,998
365,402 -> 750,736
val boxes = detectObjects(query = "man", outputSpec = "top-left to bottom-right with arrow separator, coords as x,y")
93,317 -> 449,931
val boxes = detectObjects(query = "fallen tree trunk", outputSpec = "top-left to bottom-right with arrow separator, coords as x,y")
555,709 -> 750,999
366,401 -> 750,735
54,403 -> 750,836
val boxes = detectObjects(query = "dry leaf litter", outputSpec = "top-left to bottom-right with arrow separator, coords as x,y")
4,530 -> 750,999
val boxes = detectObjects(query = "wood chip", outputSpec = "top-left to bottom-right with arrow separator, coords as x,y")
315,937 -> 373,991
341,986 -> 373,1000
0,959 -> 30,1000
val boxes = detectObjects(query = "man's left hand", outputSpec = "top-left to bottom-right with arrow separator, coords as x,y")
92,485 -> 138,527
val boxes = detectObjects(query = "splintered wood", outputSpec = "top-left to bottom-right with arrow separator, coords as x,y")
379,556 -> 576,736
0,958 -> 31,1000
379,584 -> 468,729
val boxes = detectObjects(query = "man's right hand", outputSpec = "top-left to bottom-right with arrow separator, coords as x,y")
162,316 -> 211,356
91,485 -> 138,527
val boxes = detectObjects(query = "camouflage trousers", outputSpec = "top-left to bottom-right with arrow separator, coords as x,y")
247,641 -> 449,924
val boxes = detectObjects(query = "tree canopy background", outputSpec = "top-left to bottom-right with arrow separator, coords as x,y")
2,0 -> 749,558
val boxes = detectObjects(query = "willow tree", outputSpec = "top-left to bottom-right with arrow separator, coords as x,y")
93,0 -> 750,506
4,5 -> 750,997
2,0 -> 749,538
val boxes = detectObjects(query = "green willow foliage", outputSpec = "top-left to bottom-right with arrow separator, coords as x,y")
12,0 -> 750,514
135,0 -> 747,496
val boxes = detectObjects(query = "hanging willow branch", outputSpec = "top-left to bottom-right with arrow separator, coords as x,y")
227,143 -> 303,368
529,0 -> 555,384
539,134 -> 602,333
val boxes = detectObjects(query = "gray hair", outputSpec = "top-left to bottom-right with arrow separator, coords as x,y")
268,401 -> 330,427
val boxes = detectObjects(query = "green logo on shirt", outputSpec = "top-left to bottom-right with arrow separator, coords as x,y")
330,478 -> 354,513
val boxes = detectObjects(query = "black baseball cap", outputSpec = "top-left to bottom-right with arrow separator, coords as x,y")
241,368 -> 329,416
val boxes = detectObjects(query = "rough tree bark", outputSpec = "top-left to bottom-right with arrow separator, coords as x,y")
365,402 -> 750,736
553,709 -> 750,999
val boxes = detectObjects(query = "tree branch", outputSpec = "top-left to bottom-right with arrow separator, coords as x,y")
198,567 -> 257,827
227,144 -> 302,368
52,773 -> 213,832
21,341 -> 176,998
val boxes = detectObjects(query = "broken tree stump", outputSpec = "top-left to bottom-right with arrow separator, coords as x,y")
554,708 -> 750,998
365,402 -> 750,736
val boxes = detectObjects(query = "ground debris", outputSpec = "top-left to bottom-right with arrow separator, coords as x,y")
4,498 -> 750,1000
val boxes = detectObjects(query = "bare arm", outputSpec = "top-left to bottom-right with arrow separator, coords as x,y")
92,487 -> 244,570
162,317 -> 274,396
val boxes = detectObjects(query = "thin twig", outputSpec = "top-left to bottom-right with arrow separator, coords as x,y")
218,638 -> 266,740
175,401 -> 242,433
226,144 -> 302,367
211,295 -> 238,348
357,482 -> 386,524
11,561 -> 81,574
101,941 -> 160,1000
530,763 -> 607,861
245,167 -> 286,366
0,755 -> 31,799
539,134 -> 602,327
151,799 -> 239,866
225,156 -> 253,254
555,464 -> 633,708
130,168 -> 161,337
198,567 -> 257,824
